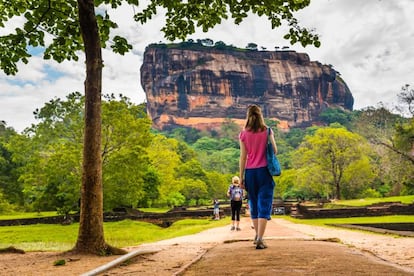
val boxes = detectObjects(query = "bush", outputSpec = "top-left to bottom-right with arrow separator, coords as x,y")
0,193 -> 15,213
359,188 -> 381,199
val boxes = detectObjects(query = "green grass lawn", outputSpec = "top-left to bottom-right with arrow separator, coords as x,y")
1,195 -> 412,252
0,217 -> 229,252
2,214 -> 412,252
282,215 -> 414,228
283,195 -> 414,229
329,195 -> 414,207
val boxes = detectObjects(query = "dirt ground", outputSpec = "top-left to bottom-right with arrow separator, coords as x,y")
1,217 -> 414,275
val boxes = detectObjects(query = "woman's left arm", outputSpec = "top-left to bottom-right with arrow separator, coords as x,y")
270,129 -> 278,155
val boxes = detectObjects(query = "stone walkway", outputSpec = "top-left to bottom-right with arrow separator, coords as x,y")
102,217 -> 414,275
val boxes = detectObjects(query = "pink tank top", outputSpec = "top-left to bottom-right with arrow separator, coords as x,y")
239,128 -> 270,169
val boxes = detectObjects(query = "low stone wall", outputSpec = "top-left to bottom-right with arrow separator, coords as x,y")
330,223 -> 414,237
0,208 -> 226,227
291,203 -> 414,219
3,202 -> 410,227
272,200 -> 298,215
0,216 -> 70,226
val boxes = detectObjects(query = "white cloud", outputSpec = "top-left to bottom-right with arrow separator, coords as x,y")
1,0 -> 414,132
292,0 -> 414,110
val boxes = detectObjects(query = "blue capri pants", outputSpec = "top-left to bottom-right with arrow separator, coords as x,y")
244,166 -> 275,220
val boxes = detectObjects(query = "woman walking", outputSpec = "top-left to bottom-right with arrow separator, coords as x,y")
227,176 -> 244,231
239,104 -> 277,249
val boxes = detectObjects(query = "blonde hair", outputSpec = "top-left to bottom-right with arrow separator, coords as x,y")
232,176 -> 240,184
245,104 -> 266,132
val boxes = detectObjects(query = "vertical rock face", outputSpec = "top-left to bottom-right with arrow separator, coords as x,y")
140,43 -> 354,130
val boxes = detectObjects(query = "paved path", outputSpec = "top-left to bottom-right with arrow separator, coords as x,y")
103,217 -> 414,275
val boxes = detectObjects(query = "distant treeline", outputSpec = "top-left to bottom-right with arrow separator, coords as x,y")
0,88 -> 413,215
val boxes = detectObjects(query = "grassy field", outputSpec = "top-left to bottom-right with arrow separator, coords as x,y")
328,195 -> 414,207
0,218 -> 229,252
283,215 -> 414,227
285,195 -> 414,228
0,195 -> 412,252
2,214 -> 413,252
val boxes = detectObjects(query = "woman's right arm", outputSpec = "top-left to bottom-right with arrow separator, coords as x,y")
239,140 -> 247,189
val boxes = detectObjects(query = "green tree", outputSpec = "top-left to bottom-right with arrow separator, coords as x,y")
352,105 -> 413,193
397,84 -> 414,117
192,136 -> 237,153
191,136 -> 240,174
175,159 -> 206,181
220,118 -> 241,142
0,191 -> 15,213
246,42 -> 258,50
294,126 -> 374,199
40,143 -> 82,215
0,125 -> 23,207
147,135 -> 183,205
394,119 -> 414,165
101,95 -> 153,210
352,106 -> 403,151
395,85 -> 414,165
7,93 -> 153,214
5,93 -> 84,213
180,179 -> 208,206
10,93 -> 85,213
201,148 -> 239,174
192,137 -> 220,153
175,159 -> 209,205
137,168 -> 161,208
319,107 -> 353,127
214,40 -> 226,49
274,169 -> 303,199
284,128 -> 306,148
165,127 -> 201,144
205,171 -> 230,200
1,0 -> 319,254
176,142 -> 197,163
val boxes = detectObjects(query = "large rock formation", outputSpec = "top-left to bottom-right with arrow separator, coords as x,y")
140,43 -> 353,131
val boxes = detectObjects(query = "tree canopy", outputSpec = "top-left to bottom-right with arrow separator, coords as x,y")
293,126 -> 375,200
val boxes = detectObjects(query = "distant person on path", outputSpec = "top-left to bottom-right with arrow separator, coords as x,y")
239,104 -> 277,249
227,176 -> 244,231
213,199 -> 220,220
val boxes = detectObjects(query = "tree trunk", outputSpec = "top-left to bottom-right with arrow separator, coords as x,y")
73,0 -> 124,255
335,181 -> 341,200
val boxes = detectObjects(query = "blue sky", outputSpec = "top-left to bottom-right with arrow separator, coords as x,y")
1,0 -> 413,132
